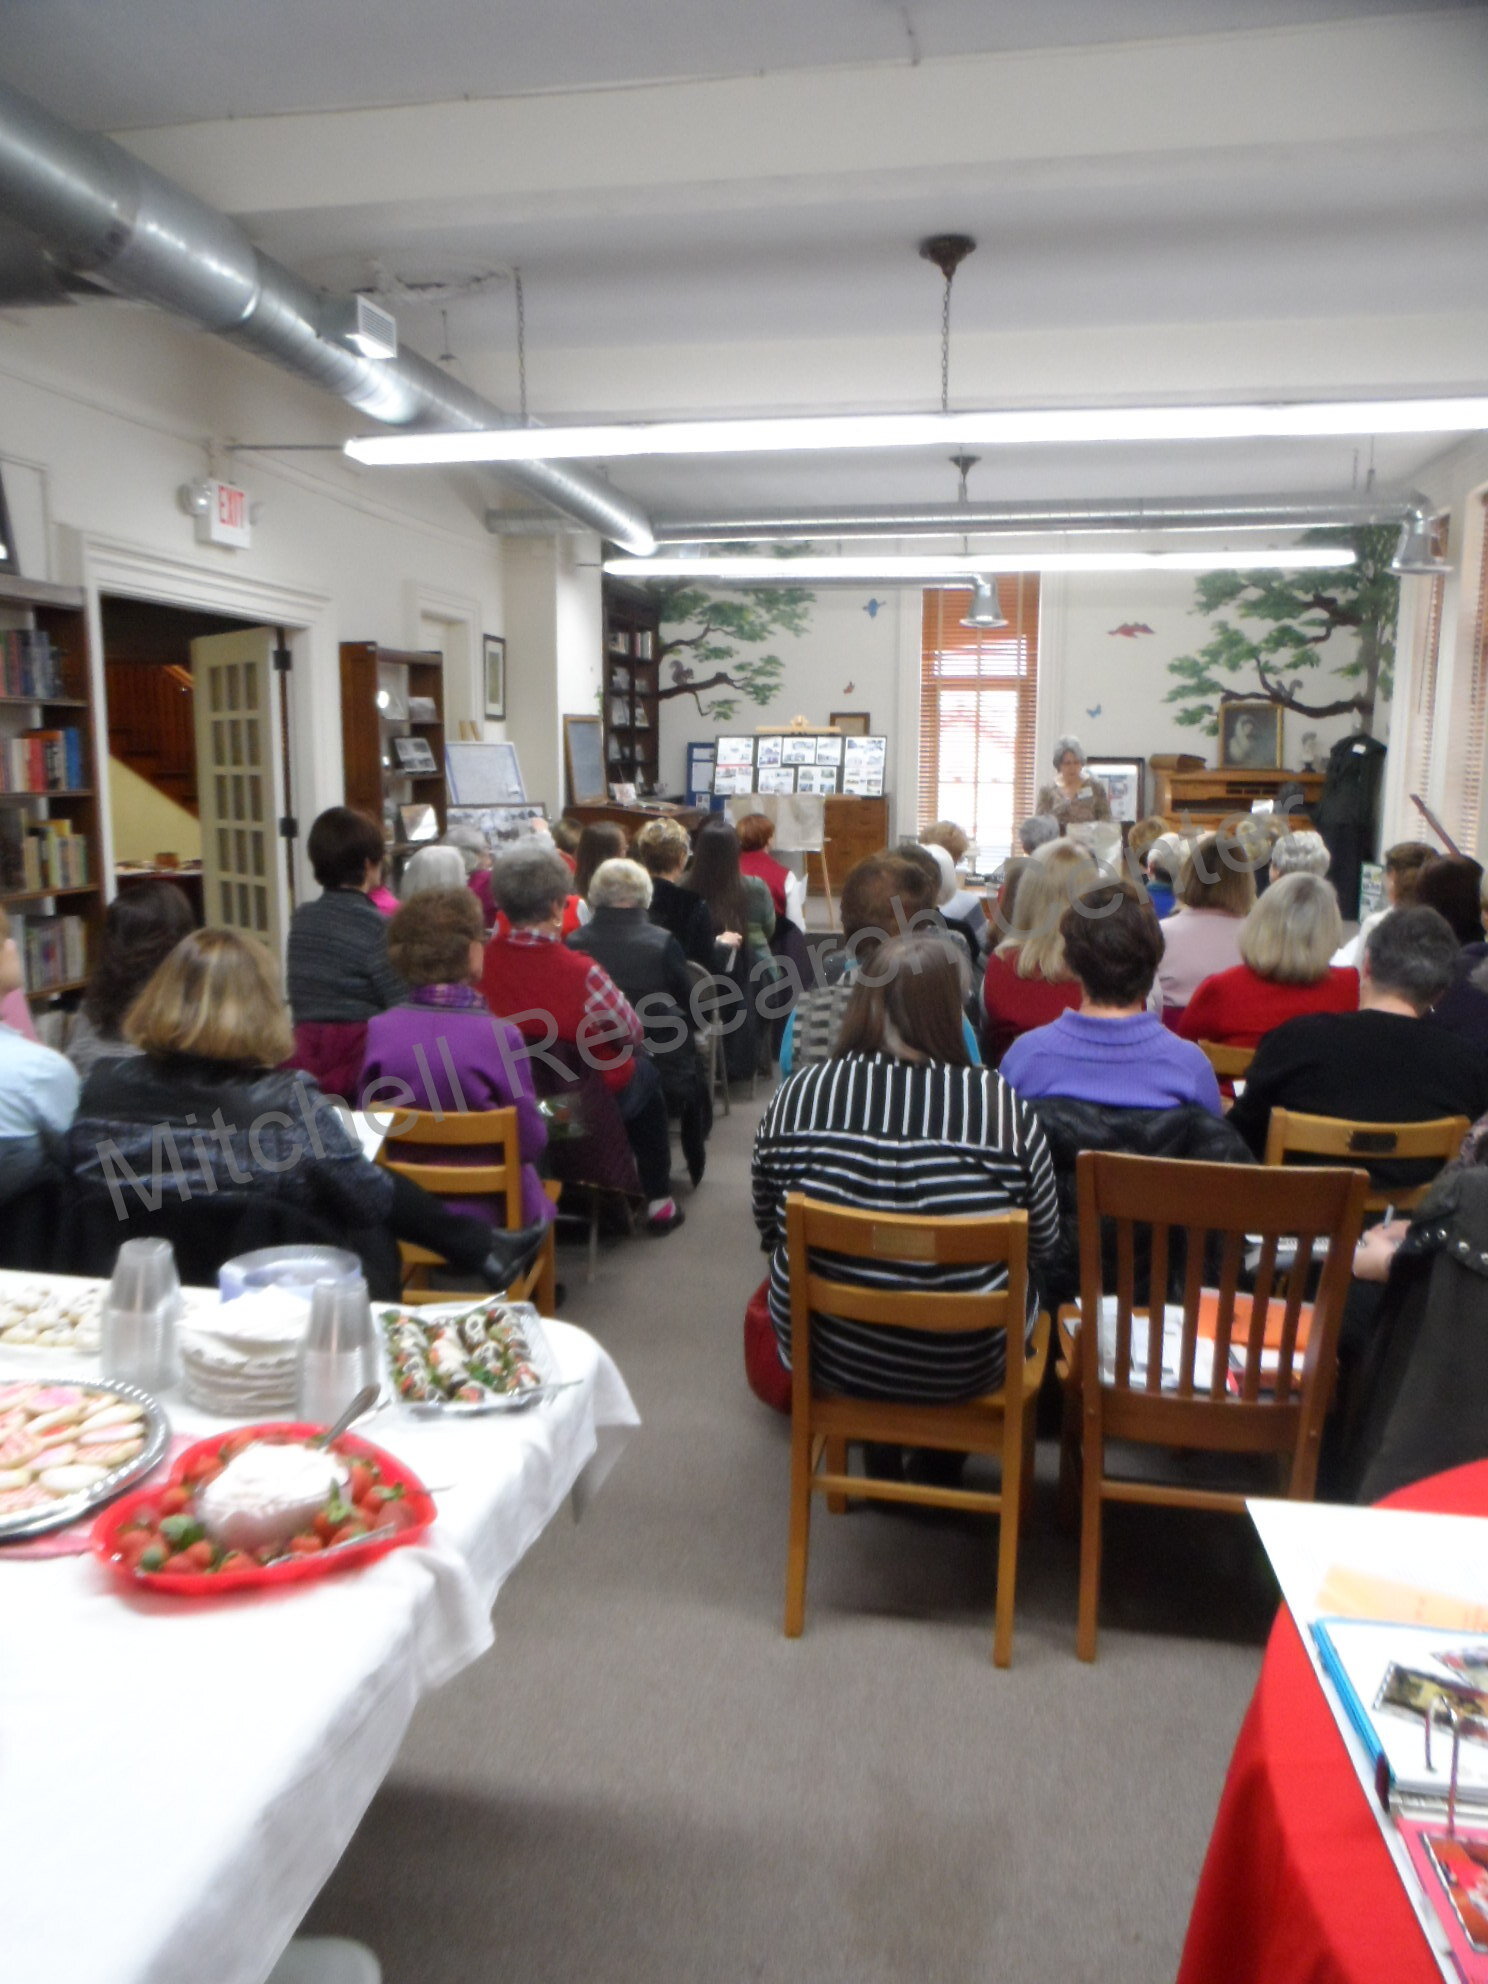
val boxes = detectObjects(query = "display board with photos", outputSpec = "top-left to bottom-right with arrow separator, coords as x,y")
446,801 -> 549,851
710,731 -> 886,798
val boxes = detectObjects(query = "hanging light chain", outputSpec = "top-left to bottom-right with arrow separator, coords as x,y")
940,270 -> 953,414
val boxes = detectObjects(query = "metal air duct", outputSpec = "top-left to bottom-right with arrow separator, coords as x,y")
0,78 -> 656,554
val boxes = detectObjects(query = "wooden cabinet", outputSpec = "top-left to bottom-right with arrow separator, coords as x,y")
339,642 -> 446,866
0,573 -> 104,1011
602,582 -> 661,794
822,796 -> 890,881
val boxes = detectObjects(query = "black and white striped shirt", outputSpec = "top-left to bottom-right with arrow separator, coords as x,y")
751,1051 -> 1061,1402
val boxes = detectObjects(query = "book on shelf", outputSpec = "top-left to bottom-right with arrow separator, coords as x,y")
0,628 -> 65,699
0,726 -> 85,794
9,910 -> 88,992
0,812 -> 90,893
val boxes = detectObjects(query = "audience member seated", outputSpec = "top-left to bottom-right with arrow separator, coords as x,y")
482,841 -> 683,1234
1228,907 -> 1488,1190
286,807 -> 407,1099
752,934 -> 1060,1431
1019,814 -> 1060,856
69,928 -> 539,1299
893,839 -> 973,969
1145,833 -> 1187,920
1333,839 -> 1434,967
359,888 -> 552,1229
633,816 -> 718,968
399,843 -> 467,899
1156,830 -> 1256,1015
921,819 -> 988,942
778,853 -> 977,1074
1177,872 -> 1358,1052
1269,829 -> 1331,882
571,822 -> 628,927
1000,880 -> 1222,1113
980,842 -> 1097,1065
440,822 -> 498,930
921,841 -> 987,961
568,857 -> 711,1185
737,812 -> 792,919
549,817 -> 582,872
67,881 -> 195,1080
1035,734 -> 1111,827
1411,856 -> 1488,1058
0,906 -> 79,1208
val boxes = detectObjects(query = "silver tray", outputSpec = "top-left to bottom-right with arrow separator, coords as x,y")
379,1300 -> 568,1417
0,1377 -> 170,1543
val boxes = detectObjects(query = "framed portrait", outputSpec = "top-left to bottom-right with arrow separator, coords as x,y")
1084,757 -> 1146,823
1218,697 -> 1283,771
483,633 -> 506,721
831,710 -> 870,736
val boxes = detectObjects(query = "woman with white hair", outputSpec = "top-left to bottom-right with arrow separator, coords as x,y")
1034,735 -> 1111,829
1177,870 -> 1358,1052
568,857 -> 708,1183
1269,830 -> 1331,882
400,843 -> 467,899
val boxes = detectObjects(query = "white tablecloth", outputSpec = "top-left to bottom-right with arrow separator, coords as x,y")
0,1297 -> 639,1984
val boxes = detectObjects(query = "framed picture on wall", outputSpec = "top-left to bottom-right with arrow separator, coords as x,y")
1084,757 -> 1146,823
483,634 -> 506,721
831,710 -> 870,736
1218,697 -> 1283,770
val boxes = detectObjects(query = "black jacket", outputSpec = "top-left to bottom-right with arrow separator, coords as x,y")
1025,1095 -> 1255,1306
568,906 -> 693,1057
647,877 -> 717,970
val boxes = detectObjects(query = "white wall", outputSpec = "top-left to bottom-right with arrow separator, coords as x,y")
107,757 -> 202,864
500,532 -> 602,813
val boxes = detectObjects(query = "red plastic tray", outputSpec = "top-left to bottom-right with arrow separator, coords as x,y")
90,1421 -> 436,1597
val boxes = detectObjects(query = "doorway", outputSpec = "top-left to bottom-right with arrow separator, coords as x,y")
100,596 -> 293,951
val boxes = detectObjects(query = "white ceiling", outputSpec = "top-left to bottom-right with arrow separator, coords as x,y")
2,2 -> 1486,522
0,0 -> 1458,129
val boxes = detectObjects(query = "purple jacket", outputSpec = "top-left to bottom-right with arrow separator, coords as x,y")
360,990 -> 552,1226
999,1009 -> 1222,1115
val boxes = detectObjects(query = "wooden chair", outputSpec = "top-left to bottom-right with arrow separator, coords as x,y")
783,1193 -> 1050,1667
1263,1107 -> 1467,1215
1198,1040 -> 1255,1082
376,1106 -> 557,1312
1067,1151 -> 1367,1660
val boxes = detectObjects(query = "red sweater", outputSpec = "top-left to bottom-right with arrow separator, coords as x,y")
740,848 -> 791,918
482,932 -> 639,1090
1177,963 -> 1359,1049
980,948 -> 1083,1066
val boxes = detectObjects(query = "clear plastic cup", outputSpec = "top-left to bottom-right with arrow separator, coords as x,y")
295,1274 -> 380,1427
101,1238 -> 182,1392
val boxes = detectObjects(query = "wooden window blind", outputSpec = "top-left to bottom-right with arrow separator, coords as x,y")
1452,501 -> 1488,848
919,577 -> 1040,855
1401,570 -> 1446,829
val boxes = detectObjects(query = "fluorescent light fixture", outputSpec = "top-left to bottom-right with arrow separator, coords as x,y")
347,398 -> 1488,467
603,547 -> 1357,582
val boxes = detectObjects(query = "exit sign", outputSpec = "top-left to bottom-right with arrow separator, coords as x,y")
197,478 -> 252,549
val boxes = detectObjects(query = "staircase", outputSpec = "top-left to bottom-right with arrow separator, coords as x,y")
105,661 -> 198,815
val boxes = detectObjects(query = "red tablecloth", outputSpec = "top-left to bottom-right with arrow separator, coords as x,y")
1177,1462 -> 1488,1984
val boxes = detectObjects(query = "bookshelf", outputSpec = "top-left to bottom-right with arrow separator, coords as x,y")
339,642 -> 447,876
602,582 -> 662,795
0,573 -> 103,1011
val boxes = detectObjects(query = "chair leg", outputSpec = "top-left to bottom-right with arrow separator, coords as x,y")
824,1435 -> 848,1515
994,1419 -> 1024,1668
1056,1373 -> 1082,1532
784,1415 -> 813,1638
586,1200 -> 598,1282
1019,1399 -> 1037,1537
1076,1416 -> 1104,1662
534,1226 -> 557,1313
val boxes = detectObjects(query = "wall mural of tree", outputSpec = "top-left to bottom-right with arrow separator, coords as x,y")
647,577 -> 814,724
1164,524 -> 1400,737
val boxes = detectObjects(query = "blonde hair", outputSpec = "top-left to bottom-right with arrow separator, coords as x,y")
997,841 -> 1098,979
921,820 -> 970,865
1177,832 -> 1257,917
124,927 -> 295,1068
1237,871 -> 1343,985
632,816 -> 691,878
1126,815 -> 1170,863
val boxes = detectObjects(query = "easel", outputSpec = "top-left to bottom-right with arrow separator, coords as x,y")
754,718 -> 838,922
1410,793 -> 1463,857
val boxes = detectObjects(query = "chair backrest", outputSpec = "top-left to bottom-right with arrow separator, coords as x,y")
378,1106 -> 523,1227
1199,1039 -> 1255,1080
62,1184 -> 386,1292
1262,1107 -> 1468,1212
784,1193 -> 1029,1411
1075,1151 -> 1366,1419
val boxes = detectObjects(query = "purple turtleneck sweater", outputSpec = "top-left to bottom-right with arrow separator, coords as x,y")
999,1008 -> 1222,1114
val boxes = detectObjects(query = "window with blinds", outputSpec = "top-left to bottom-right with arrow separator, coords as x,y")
919,577 -> 1040,857
1400,570 -> 1446,828
1451,500 -> 1488,849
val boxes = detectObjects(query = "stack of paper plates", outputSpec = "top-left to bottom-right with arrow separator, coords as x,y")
180,1288 -> 308,1417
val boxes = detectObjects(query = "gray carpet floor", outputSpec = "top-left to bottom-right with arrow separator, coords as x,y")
304,1086 -> 1281,1982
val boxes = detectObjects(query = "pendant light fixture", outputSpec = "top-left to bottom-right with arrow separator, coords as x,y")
961,575 -> 1009,629
1389,506 -> 1452,575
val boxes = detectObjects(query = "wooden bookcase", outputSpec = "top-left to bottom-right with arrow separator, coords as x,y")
0,572 -> 104,1012
338,642 -> 446,874
602,582 -> 662,795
